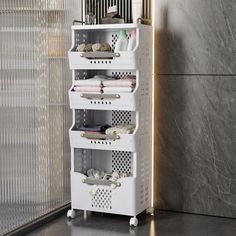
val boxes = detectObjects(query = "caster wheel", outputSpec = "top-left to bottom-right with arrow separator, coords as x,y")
146,207 -> 155,215
67,209 -> 76,219
129,217 -> 138,227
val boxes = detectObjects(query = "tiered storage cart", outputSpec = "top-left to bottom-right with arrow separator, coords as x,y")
67,23 -> 153,227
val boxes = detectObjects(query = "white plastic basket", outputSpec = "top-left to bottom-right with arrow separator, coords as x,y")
71,172 -> 138,216
68,24 -> 152,70
69,91 -> 138,111
69,109 -> 138,151
69,51 -> 137,70
69,70 -> 142,111
70,148 -> 151,216
69,128 -> 138,152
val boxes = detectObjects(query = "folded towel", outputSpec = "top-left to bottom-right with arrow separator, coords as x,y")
93,75 -> 115,80
121,75 -> 136,80
103,87 -> 134,93
74,75 -> 116,87
103,79 -> 136,87
74,78 -> 105,87
73,86 -> 102,93
105,124 -> 135,135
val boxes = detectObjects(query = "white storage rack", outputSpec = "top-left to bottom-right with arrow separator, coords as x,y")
67,23 -> 153,227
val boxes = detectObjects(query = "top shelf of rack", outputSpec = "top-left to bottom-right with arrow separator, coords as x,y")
68,23 -> 153,70
71,23 -> 150,31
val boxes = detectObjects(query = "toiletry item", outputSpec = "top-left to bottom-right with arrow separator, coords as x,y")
85,12 -> 95,25
127,30 -> 136,51
85,0 -> 97,24
132,0 -> 143,23
114,30 -> 128,52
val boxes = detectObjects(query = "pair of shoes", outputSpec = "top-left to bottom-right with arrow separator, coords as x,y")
87,169 -> 128,181
76,43 -> 111,52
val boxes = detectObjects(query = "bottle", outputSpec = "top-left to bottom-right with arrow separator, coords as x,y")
132,0 -> 143,23
114,30 -> 128,52
127,30 -> 136,51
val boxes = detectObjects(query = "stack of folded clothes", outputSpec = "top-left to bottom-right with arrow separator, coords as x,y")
77,124 -> 135,136
73,75 -> 136,94
105,124 -> 135,135
78,124 -> 110,135
103,75 -> 136,93
73,75 -> 114,93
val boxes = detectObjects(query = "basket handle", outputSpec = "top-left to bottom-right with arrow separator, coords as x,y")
80,93 -> 120,100
81,132 -> 120,141
79,52 -> 120,59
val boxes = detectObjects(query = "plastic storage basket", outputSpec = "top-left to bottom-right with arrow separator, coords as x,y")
68,24 -> 152,70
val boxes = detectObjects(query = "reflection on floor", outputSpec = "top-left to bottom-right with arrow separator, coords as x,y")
0,204 -> 49,236
0,203 -> 70,236
26,210 -> 236,236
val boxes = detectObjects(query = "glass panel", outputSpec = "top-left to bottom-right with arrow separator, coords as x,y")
0,0 -> 81,235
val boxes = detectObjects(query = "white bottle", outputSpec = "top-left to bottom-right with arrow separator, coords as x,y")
132,0 -> 143,23
127,30 -> 136,51
114,30 -> 128,52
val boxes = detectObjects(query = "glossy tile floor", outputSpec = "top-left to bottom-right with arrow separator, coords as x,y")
26,210 -> 236,236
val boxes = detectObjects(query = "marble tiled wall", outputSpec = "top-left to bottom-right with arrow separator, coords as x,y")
154,0 -> 236,218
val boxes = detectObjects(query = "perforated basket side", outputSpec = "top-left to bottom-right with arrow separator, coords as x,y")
111,111 -> 132,126
111,151 -> 133,174
91,188 -> 112,210
74,149 -> 92,174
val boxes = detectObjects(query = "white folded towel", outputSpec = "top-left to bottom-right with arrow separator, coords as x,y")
103,87 -> 133,93
73,86 -> 102,93
74,78 -> 105,87
103,79 -> 136,87
105,124 -> 135,135
74,75 -> 116,87
93,75 -> 115,80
